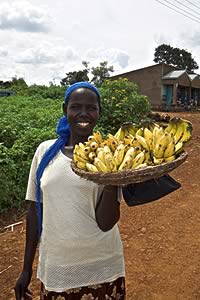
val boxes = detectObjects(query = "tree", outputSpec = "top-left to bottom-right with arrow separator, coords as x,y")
91,61 -> 114,86
60,61 -> 90,86
61,61 -> 114,86
154,44 -> 198,72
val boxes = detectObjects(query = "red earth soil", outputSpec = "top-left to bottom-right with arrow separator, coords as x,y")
0,111 -> 200,300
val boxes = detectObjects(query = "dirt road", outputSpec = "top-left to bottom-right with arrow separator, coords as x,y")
1,112 -> 200,300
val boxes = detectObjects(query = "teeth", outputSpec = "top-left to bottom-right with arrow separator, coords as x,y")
78,122 -> 89,127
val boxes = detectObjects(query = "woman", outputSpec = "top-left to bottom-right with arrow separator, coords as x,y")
14,82 -> 126,300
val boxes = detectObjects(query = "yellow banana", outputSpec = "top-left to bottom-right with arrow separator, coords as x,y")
94,157 -> 108,172
93,131 -> 103,143
88,151 -> 96,161
178,121 -> 192,143
76,161 -> 87,170
73,153 -> 88,164
135,162 -> 148,169
174,123 -> 184,144
175,141 -> 184,154
153,157 -> 164,165
144,127 -> 153,150
164,155 -> 176,162
131,137 -> 142,148
74,146 -> 88,160
144,150 -> 151,163
103,149 -> 116,172
118,155 -> 133,171
135,134 -> 149,150
127,124 -> 137,136
86,163 -> 99,172
90,141 -> 99,151
114,127 -> 125,141
113,143 -> 126,167
163,139 -> 175,158
165,122 -> 177,135
135,127 -> 144,136
132,151 -> 145,168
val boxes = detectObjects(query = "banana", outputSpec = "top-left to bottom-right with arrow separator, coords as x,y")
135,127 -> 144,136
106,134 -> 119,152
127,124 -> 138,136
88,135 -> 97,143
73,154 -> 88,164
124,147 -> 136,159
152,126 -> 161,148
131,137 -> 142,149
164,122 -> 177,135
153,143 -> 166,159
93,131 -> 103,143
76,161 -> 87,170
163,139 -> 175,158
144,150 -> 151,163
114,127 -> 125,141
86,163 -> 99,173
74,146 -> 88,160
84,146 -> 92,154
90,141 -> 99,151
103,148 -> 117,172
124,135 -> 133,145
178,121 -> 193,143
164,155 -> 176,162
153,157 -> 164,165
97,149 -> 106,162
135,162 -> 148,169
94,157 -> 108,172
132,151 -> 145,168
88,151 -> 96,161
118,155 -> 133,171
175,141 -> 184,154
174,122 -> 184,144
144,127 -> 153,150
135,134 -> 149,150
113,143 -> 126,167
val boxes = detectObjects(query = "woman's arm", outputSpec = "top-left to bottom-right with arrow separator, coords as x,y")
14,201 -> 41,300
95,185 -> 120,232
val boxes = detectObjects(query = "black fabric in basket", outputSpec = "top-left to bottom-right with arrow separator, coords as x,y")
122,174 -> 181,206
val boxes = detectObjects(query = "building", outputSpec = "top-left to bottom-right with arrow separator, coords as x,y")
110,63 -> 200,109
0,90 -> 15,97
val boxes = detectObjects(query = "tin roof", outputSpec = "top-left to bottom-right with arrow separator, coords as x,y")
162,70 -> 187,80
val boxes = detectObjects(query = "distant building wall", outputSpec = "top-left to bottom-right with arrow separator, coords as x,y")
111,63 -> 178,107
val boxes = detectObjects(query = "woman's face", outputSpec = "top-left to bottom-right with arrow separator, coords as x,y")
63,88 -> 100,138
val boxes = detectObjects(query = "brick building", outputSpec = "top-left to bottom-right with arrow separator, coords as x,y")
111,63 -> 200,109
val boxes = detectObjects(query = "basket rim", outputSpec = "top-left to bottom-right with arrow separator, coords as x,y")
71,151 -> 188,185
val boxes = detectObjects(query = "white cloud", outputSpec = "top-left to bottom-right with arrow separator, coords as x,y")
0,1 -> 51,32
0,47 -> 8,57
85,48 -> 129,69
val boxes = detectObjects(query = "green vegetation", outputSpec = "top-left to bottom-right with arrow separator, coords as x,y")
0,78 -> 150,212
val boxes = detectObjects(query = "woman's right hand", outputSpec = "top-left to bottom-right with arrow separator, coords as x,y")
14,270 -> 33,300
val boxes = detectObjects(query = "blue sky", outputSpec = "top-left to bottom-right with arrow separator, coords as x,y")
0,0 -> 200,85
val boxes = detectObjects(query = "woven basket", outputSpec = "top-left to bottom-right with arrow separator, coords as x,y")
71,152 -> 188,186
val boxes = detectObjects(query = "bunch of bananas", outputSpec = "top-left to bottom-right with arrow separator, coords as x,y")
72,116 -> 192,173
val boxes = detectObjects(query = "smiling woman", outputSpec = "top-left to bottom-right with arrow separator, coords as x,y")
14,82 -> 126,300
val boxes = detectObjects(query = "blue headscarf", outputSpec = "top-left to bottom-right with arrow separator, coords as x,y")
36,82 -> 100,236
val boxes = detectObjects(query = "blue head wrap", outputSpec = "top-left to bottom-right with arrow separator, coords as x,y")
35,82 -> 100,236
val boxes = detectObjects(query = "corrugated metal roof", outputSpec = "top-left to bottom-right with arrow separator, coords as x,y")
188,74 -> 198,80
162,70 -> 186,79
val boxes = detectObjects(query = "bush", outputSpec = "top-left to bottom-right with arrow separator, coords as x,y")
98,78 -> 151,134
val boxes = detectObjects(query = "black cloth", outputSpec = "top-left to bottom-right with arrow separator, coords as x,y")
122,174 -> 181,207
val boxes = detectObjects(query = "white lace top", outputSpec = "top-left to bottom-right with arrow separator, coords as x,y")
25,140 -> 125,292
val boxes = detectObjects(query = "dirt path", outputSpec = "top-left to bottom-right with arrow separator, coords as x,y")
0,112 -> 200,300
